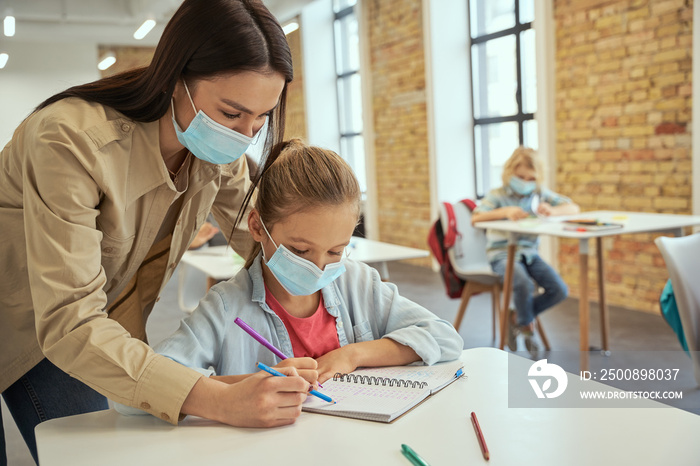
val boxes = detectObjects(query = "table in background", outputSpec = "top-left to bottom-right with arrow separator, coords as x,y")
475,210 -> 700,370
178,237 -> 429,311
35,347 -> 700,466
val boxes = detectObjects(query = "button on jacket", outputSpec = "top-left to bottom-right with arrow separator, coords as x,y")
0,97 -> 254,424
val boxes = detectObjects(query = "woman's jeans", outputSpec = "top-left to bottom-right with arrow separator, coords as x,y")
491,254 -> 568,326
1,358 -> 108,465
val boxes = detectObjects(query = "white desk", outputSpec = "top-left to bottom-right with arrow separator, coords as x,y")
475,210 -> 700,370
36,348 -> 700,465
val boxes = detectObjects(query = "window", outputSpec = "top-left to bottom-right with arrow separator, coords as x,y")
333,0 -> 366,193
469,0 -> 537,197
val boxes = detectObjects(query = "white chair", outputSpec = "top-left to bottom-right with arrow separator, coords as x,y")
655,234 -> 700,385
444,201 -> 549,349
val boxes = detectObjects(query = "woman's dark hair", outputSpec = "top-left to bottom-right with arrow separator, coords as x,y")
35,0 -> 294,239
35,0 -> 292,152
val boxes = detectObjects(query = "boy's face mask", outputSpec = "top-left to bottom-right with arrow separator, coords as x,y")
171,80 -> 261,165
509,175 -> 537,196
260,219 -> 347,296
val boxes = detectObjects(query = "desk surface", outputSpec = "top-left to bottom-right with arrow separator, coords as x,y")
475,210 -> 700,238
36,348 -> 700,466
181,236 -> 429,280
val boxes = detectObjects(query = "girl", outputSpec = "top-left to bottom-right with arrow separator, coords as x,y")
471,147 -> 580,354
151,139 -> 464,389
1,0 -> 308,459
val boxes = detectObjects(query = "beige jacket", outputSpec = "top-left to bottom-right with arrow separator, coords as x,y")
0,98 -> 253,424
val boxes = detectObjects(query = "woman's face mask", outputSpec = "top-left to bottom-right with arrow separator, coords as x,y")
171,80 -> 261,165
259,219 -> 347,296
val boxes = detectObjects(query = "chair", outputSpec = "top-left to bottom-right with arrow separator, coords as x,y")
655,234 -> 700,385
444,201 -> 549,350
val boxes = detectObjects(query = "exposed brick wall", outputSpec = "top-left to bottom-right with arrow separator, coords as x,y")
283,26 -> 307,141
98,45 -> 154,78
554,0 -> 693,313
367,0 -> 432,265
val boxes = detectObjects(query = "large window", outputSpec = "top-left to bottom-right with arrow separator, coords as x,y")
333,0 -> 366,193
469,0 -> 537,197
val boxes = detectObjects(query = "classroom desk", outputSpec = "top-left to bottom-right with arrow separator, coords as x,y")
475,210 -> 700,371
35,347 -> 700,466
178,237 -> 429,311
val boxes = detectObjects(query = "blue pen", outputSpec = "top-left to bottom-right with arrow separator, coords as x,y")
256,362 -> 335,404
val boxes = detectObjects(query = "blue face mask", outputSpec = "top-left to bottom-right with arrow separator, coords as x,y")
509,175 -> 537,196
260,220 -> 347,296
171,80 -> 259,165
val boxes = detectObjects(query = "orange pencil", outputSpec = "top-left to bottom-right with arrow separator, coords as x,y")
471,411 -> 490,461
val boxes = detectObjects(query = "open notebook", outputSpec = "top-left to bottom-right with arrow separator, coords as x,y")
302,360 -> 465,423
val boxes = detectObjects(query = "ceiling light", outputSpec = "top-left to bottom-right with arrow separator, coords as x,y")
133,19 -> 156,40
282,21 -> 299,35
3,15 -> 15,37
0,53 -> 8,69
97,52 -> 116,71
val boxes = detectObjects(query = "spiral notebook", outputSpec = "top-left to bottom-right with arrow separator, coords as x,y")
302,360 -> 465,423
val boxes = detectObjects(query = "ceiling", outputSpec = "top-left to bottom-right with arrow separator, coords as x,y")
0,0 -> 314,46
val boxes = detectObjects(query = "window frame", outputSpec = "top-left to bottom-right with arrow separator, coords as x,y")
469,0 -> 535,198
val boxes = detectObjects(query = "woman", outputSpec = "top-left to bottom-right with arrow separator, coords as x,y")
0,0 -> 311,462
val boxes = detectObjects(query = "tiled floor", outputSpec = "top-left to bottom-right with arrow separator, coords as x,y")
3,261 -> 698,465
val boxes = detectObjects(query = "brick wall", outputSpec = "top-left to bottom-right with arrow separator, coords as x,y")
554,0 -> 693,313
283,25 -> 307,141
367,0 -> 432,264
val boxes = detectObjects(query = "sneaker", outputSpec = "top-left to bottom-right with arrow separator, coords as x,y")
507,311 -> 518,352
523,330 -> 540,358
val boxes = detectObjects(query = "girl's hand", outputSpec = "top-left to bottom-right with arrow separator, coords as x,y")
502,206 -> 529,221
315,347 -> 358,384
274,357 -> 319,387
537,202 -> 553,217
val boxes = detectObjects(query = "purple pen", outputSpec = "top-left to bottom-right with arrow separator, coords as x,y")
234,317 -> 289,360
234,317 -> 324,388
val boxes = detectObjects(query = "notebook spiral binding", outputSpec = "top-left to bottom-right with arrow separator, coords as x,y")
332,372 -> 428,389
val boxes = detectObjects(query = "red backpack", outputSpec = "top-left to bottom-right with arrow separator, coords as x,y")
427,199 -> 477,299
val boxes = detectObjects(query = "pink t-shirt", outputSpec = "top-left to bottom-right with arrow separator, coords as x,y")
264,285 -> 341,358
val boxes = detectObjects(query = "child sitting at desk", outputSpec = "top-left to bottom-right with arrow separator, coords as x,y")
471,147 -> 579,355
150,139 -> 463,393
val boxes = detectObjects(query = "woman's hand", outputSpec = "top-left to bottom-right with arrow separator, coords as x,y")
275,357 -> 318,387
181,366 -> 310,428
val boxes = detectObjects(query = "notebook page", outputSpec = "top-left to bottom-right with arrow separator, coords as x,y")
302,379 -> 430,421
302,360 -> 464,421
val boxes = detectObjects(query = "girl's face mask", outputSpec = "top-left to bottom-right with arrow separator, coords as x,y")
260,220 -> 347,296
509,175 -> 537,196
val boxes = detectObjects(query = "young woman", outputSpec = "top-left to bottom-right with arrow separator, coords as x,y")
140,139 -> 463,395
0,0 -> 308,462
471,147 -> 580,354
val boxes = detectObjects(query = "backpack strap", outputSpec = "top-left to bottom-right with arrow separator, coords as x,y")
441,202 -> 457,249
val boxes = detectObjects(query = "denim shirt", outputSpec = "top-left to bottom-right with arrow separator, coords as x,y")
152,254 -> 464,377
474,186 -> 572,264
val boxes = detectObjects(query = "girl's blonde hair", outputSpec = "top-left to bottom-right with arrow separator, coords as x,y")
244,138 -> 361,267
501,146 -> 544,187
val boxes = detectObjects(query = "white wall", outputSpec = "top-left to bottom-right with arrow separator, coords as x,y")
300,0 -> 340,153
0,41 -> 100,147
424,0 -> 475,212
